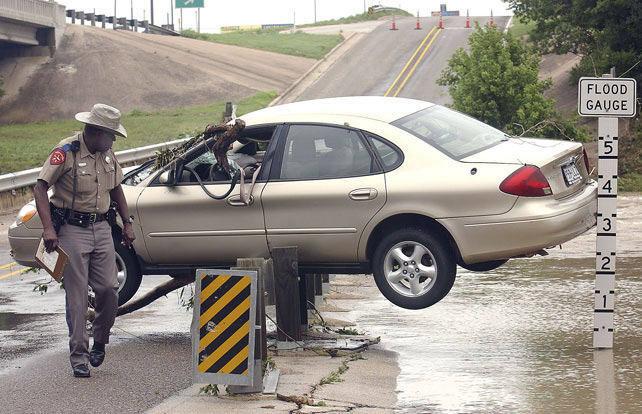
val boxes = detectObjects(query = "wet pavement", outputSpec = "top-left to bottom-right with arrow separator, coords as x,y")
0,195 -> 640,412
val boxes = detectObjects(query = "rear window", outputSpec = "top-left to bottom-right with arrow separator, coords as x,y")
392,106 -> 506,159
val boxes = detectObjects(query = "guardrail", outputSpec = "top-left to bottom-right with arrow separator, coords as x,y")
0,137 -> 190,193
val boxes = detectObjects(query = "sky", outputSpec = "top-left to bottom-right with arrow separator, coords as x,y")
56,1 -> 513,33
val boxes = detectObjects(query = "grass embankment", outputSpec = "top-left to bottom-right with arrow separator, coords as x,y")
0,91 -> 276,173
507,17 -> 537,38
181,29 -> 343,60
298,9 -> 413,28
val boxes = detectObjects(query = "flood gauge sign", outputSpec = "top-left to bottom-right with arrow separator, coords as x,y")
192,269 -> 258,386
578,77 -> 636,117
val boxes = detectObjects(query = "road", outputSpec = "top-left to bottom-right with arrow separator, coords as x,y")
297,15 -> 510,104
0,16 -> 513,413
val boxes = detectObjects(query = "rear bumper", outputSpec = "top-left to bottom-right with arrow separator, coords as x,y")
8,221 -> 41,267
440,180 -> 597,264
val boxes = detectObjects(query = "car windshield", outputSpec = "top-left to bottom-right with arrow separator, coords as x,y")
392,106 -> 506,159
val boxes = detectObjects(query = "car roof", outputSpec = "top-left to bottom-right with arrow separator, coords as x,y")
240,96 -> 435,125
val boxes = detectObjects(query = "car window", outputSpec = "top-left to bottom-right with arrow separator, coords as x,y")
280,125 -> 378,180
367,134 -> 402,171
392,105 -> 506,159
178,149 -> 241,184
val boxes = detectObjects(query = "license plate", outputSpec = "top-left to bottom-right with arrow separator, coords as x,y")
562,162 -> 581,186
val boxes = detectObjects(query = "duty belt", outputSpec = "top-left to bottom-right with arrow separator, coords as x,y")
66,209 -> 107,227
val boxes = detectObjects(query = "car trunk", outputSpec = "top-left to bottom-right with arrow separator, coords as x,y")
462,137 -> 589,199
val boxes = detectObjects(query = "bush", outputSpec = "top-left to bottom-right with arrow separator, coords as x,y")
438,24 -> 587,141
0,75 -> 5,99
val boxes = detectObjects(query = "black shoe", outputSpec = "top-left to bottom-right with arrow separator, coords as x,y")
73,364 -> 91,378
89,344 -> 105,367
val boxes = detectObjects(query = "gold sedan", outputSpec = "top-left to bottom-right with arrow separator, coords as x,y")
8,97 -> 597,309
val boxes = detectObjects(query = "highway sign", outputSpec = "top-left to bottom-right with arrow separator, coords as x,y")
578,77 -> 636,117
176,0 -> 204,8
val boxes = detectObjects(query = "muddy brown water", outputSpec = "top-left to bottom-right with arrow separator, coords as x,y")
342,195 -> 642,413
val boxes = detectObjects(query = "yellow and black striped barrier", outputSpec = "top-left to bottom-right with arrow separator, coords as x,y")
192,269 -> 258,386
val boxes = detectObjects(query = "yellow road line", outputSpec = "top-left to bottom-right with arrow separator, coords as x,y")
0,267 -> 30,280
0,262 -> 17,270
384,26 -> 436,97
392,28 -> 442,97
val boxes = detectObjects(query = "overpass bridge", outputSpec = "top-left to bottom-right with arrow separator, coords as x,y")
0,0 -> 65,57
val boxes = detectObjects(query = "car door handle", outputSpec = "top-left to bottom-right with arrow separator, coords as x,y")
349,188 -> 377,201
227,195 -> 254,206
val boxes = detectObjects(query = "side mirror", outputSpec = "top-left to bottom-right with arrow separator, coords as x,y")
158,170 -> 172,185
158,161 -> 184,186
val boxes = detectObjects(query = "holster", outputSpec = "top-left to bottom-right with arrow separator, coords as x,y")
105,202 -> 118,227
49,203 -> 67,234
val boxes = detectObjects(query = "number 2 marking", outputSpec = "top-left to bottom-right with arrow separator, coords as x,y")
601,256 -> 611,270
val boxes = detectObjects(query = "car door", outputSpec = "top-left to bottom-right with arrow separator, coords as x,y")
260,123 -> 387,263
136,139 -> 271,265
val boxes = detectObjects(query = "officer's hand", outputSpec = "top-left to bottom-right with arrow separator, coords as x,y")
42,227 -> 58,253
122,223 -> 136,246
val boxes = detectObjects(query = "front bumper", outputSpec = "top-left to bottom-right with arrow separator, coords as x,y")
8,221 -> 41,267
440,180 -> 598,264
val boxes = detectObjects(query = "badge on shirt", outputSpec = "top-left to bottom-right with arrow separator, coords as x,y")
105,156 -> 111,164
50,149 -> 66,165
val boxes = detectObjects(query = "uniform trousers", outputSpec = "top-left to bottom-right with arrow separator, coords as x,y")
58,220 -> 118,368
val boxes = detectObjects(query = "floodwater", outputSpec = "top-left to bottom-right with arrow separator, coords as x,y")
332,195 -> 642,413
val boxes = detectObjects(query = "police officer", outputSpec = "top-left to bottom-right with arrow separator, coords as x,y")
33,104 -> 135,378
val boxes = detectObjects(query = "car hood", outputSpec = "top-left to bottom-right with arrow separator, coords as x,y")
461,137 -> 582,167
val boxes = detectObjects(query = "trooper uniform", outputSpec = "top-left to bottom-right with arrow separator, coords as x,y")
38,131 -> 123,369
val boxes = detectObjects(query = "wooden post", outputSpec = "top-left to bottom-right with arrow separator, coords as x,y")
299,273 -> 309,331
272,247 -> 301,341
322,273 -> 330,294
314,274 -> 323,308
305,273 -> 315,321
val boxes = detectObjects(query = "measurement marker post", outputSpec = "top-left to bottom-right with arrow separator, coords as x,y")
578,74 -> 637,348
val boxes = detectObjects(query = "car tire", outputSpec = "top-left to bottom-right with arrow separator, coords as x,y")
372,228 -> 456,309
460,259 -> 508,272
113,235 -> 142,306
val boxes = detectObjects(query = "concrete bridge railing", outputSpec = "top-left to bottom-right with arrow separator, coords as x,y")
0,0 -> 62,28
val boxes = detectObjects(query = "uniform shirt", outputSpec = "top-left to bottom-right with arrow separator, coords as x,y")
38,132 -> 124,214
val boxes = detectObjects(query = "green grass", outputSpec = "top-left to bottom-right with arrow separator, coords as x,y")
181,29 -> 343,60
508,17 -> 537,38
620,173 -> 642,192
0,91 -> 276,173
298,9 -> 413,28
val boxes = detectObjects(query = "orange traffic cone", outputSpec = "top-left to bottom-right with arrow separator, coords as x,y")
391,11 -> 397,30
466,9 -> 470,28
439,13 -> 443,29
490,9 -> 494,27
416,11 -> 421,30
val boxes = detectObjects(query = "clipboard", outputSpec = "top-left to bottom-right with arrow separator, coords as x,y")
34,238 -> 69,282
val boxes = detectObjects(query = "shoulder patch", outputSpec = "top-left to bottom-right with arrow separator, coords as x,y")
50,149 -> 66,165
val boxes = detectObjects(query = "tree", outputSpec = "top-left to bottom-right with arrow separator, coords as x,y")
438,24 -> 585,139
507,0 -> 642,85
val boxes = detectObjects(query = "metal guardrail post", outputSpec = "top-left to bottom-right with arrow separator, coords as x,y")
76,11 -> 84,25
96,14 -> 105,28
68,8 -> 74,23
133,19 -> 138,32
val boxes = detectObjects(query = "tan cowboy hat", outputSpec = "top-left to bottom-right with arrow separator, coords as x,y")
75,103 -> 128,138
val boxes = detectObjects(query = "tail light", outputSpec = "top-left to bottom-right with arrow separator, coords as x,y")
582,148 -> 590,174
500,165 -> 552,197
